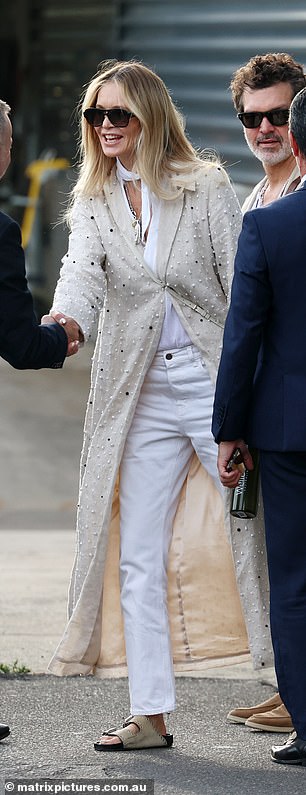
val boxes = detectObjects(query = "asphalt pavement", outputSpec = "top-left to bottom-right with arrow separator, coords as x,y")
2,676 -> 305,795
0,350 -> 304,794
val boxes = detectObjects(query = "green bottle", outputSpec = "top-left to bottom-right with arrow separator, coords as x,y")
230,449 -> 260,519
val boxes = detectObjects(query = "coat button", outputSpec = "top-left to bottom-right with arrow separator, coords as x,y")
165,353 -> 173,360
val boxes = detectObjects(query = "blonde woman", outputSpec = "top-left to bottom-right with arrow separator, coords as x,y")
46,60 -> 244,750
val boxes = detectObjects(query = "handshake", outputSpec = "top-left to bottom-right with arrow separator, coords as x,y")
41,310 -> 84,357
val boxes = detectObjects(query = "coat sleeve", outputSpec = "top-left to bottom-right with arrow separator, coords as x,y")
206,165 -> 242,299
212,210 -> 272,442
0,216 -> 67,369
51,197 -> 107,342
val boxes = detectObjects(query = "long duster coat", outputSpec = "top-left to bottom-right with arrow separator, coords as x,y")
48,163 -> 273,678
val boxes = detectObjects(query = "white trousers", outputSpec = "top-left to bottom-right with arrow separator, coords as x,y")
119,344 -> 222,714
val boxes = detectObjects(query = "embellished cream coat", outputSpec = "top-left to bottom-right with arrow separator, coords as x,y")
48,164 -> 272,678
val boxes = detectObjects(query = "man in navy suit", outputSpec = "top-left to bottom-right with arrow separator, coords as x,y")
212,86 -> 306,767
0,99 -> 80,370
0,99 -> 80,741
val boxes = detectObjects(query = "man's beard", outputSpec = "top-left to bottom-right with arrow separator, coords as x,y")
245,131 -> 293,166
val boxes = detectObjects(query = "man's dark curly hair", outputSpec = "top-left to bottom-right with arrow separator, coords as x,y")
231,52 -> 306,112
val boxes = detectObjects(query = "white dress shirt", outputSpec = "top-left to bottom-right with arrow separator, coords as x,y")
116,159 -> 192,350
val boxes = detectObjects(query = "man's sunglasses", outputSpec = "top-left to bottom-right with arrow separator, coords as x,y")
83,107 -> 135,128
237,108 -> 290,129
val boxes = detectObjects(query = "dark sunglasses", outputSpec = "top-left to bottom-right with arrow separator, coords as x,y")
83,107 -> 135,128
237,108 -> 290,129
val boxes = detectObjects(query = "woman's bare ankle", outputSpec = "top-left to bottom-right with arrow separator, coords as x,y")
146,713 -> 166,735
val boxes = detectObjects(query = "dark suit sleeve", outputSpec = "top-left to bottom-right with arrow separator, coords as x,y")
0,215 -> 68,369
212,210 -> 272,442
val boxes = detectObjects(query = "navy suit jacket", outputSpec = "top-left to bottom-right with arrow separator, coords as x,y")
212,182 -> 306,451
0,210 -> 67,369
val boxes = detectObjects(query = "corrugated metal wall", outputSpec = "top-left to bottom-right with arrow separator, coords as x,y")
36,0 -> 117,162
116,0 -> 306,188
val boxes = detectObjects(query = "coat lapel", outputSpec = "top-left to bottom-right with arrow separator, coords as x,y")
103,171 -> 195,283
155,174 -> 197,279
103,175 -> 146,269
155,193 -> 185,281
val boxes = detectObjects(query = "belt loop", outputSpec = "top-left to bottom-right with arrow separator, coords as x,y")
188,344 -> 196,362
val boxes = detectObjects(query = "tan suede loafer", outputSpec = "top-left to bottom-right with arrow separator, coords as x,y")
94,714 -> 173,752
245,702 -> 293,732
227,692 -> 281,724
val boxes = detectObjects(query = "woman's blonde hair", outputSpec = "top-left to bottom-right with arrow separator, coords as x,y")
71,59 -> 216,204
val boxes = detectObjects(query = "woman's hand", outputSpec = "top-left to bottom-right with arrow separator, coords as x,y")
41,311 -> 84,357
